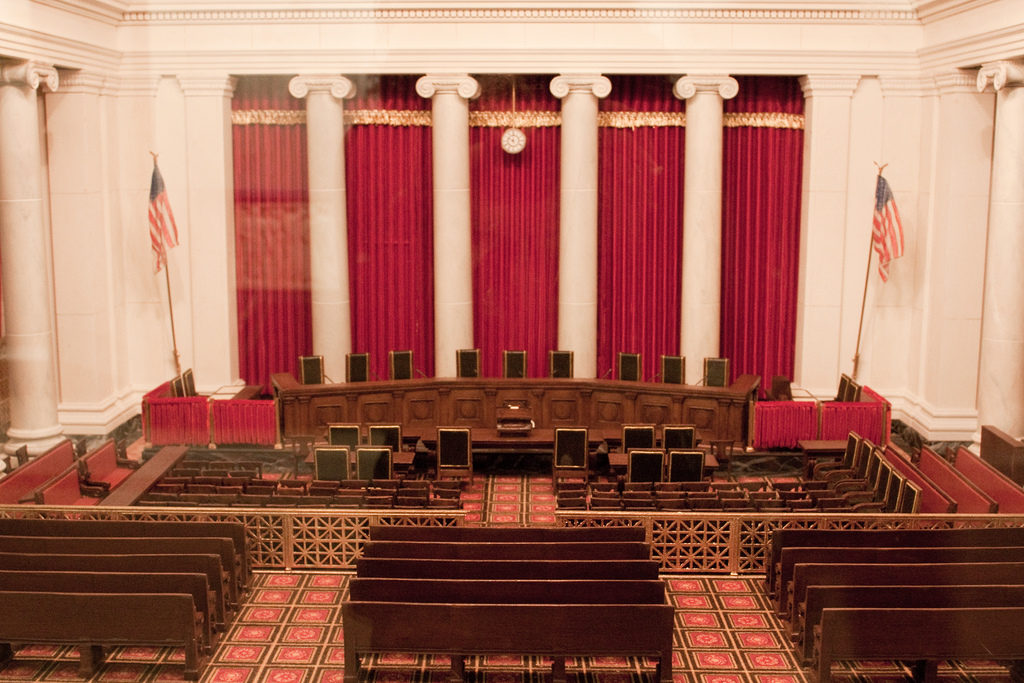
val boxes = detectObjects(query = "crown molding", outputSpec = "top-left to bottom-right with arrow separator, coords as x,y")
912,0 -> 997,23
34,0 -> 127,26
119,2 -> 919,24
919,20 -> 1024,71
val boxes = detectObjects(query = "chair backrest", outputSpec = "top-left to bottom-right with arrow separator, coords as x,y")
354,447 -> 392,481
389,350 -> 414,380
873,459 -> 894,500
899,480 -> 922,514
170,374 -> 185,397
554,428 -> 588,469
853,437 -> 874,477
617,352 -> 641,382
663,425 -> 696,451
369,425 -> 402,453
456,349 -> 480,378
346,353 -> 369,382
660,355 -> 684,384
702,357 -> 730,387
549,350 -> 573,378
884,470 -> 906,512
842,431 -> 863,468
627,449 -> 664,483
299,355 -> 325,385
437,428 -> 472,477
503,350 -> 527,379
768,375 -> 793,401
313,446 -> 349,482
863,447 -> 882,486
622,424 -> 655,452
667,449 -> 704,482
836,373 -> 852,401
181,368 -> 197,397
327,424 -> 360,448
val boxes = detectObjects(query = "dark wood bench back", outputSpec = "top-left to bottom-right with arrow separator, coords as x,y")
0,440 -> 75,504
955,445 -> 1024,513
356,558 -> 660,580
919,446 -> 997,513
361,541 -> 650,560
347,578 -> 668,604
367,525 -> 646,543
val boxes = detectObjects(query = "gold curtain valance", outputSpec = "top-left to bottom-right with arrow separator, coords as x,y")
231,108 -> 804,130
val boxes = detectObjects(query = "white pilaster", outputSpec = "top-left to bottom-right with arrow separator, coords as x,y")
793,75 -> 860,396
673,75 -> 737,383
0,60 -> 64,456
179,74 -> 240,391
416,74 -> 479,378
550,74 -> 611,379
289,75 -> 355,383
976,60 -> 1024,440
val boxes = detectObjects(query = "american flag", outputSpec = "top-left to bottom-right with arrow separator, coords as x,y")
149,162 -> 179,272
872,175 -> 904,282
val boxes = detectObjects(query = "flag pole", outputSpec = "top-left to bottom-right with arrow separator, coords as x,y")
150,151 -> 182,379
852,162 -> 887,380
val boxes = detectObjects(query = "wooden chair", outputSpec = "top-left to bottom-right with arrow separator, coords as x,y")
549,350 -> 573,378
327,424 -> 361,448
436,428 -> 472,482
666,449 -> 704,483
313,446 -> 349,482
622,424 -> 656,452
660,355 -> 684,384
702,357 -> 730,387
553,427 -> 589,486
456,349 -> 480,378
503,350 -> 527,379
354,447 -> 393,481
299,355 -> 324,384
388,350 -> 414,380
346,353 -> 370,382
617,352 -> 641,382
663,425 -> 696,450
369,425 -> 402,453
626,449 -> 664,484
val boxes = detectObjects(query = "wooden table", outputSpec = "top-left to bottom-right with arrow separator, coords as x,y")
797,439 -> 847,478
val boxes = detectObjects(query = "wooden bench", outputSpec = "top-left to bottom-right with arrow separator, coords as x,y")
0,517 -> 249,587
366,525 -> 647,543
0,440 -> 76,504
0,552 -> 229,630
344,527 -> 672,683
99,445 -> 189,506
32,467 -> 98,505
777,545 -> 1024,618
80,440 -> 138,490
919,446 -> 997,513
0,535 -> 240,607
815,606 -> 1024,683
0,590 -> 206,679
360,541 -> 651,560
0,569 -> 215,654
954,445 -> 1024,513
788,561 -> 1024,625
881,444 -> 956,512
799,584 -> 1024,664
766,527 -> 1024,598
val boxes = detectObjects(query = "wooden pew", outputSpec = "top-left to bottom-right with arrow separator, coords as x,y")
0,440 -> 75,504
954,445 -> 1024,513
788,561 -> 1024,625
815,607 -> 1024,683
345,527 -> 673,683
80,440 -> 138,490
776,545 -> 1024,617
0,591 -> 206,679
0,514 -> 250,587
919,446 -> 997,513
367,525 -> 647,543
0,553 -> 229,630
360,541 -> 650,560
355,558 -> 660,580
99,445 -> 189,506
0,570 -> 215,653
766,527 -> 1024,597
0,536 -> 240,607
882,444 -> 956,512
33,467 -> 98,506
798,584 -> 1024,664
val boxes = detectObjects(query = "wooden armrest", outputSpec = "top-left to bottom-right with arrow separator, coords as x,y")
116,457 -> 141,469
80,482 -> 109,498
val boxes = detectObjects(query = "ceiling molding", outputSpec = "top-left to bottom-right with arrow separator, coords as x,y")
912,0 -> 997,23
0,22 -> 121,72
919,21 -> 1024,70
34,0 -> 127,25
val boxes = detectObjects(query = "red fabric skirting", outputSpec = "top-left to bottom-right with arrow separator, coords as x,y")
145,397 -> 210,446
820,401 -> 884,444
753,401 -> 818,449
211,400 -> 277,446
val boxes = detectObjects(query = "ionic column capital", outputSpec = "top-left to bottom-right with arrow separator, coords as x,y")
673,75 -> 738,101
798,74 -> 860,98
288,75 -> 356,100
177,74 -> 237,98
549,74 -> 612,100
0,60 -> 58,92
977,60 -> 1024,92
415,74 -> 480,100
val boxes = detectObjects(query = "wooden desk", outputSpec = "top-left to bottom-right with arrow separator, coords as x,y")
100,446 -> 188,506
273,374 -> 760,450
797,439 -> 847,478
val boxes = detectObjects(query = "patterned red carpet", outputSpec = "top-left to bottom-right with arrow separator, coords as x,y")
0,475 -> 1015,682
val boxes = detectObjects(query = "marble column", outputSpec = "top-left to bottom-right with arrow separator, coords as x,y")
416,74 -> 479,378
793,75 -> 860,396
179,74 -> 240,390
550,74 -> 611,379
0,61 -> 64,456
976,60 -> 1024,439
673,75 -> 737,383
289,75 -> 355,383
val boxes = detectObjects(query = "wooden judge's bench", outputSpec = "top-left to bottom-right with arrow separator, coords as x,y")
271,373 -> 760,448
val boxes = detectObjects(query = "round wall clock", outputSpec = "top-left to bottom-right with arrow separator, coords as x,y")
501,127 -> 527,154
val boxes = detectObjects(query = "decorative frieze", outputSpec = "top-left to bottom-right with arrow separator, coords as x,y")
177,74 -> 237,97
798,74 -> 860,98
932,69 -> 979,95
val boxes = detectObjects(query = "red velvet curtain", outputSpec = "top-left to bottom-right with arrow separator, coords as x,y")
232,76 -> 310,392
598,76 -> 684,381
470,75 -> 559,378
721,76 -> 803,393
346,76 -> 435,380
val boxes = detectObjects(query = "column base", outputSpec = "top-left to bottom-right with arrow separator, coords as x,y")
4,426 -> 66,457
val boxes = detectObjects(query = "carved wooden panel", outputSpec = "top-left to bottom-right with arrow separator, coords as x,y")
357,393 -> 396,423
637,397 -> 672,425
591,392 -> 627,427
313,405 -> 344,432
405,391 -> 437,429
682,398 -> 719,441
